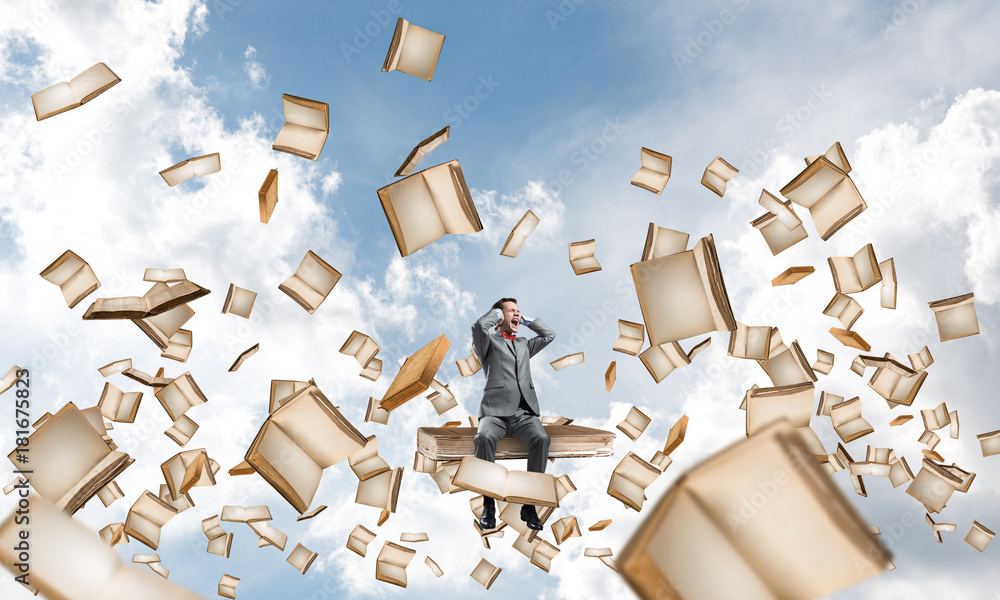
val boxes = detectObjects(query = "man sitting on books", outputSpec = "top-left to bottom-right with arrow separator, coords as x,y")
472,298 -> 556,530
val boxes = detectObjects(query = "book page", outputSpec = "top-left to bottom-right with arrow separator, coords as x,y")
396,22 -> 445,81
254,421 -> 322,508
424,162 -> 478,234
645,225 -> 689,260
274,123 -> 328,158
282,95 -> 328,130
69,62 -> 119,103
143,304 -> 194,339
810,176 -> 865,238
270,389 -> 365,468
828,256 -> 862,293
40,251 -> 86,286
632,251 -> 713,345
782,160 -> 843,209
632,168 -> 669,193
453,456 -> 509,498
32,82 -> 79,119
852,244 -> 879,289
640,148 -> 671,173
383,171 -> 446,255
295,252 -> 340,295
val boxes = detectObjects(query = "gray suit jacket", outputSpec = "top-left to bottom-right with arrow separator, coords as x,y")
472,309 -> 556,418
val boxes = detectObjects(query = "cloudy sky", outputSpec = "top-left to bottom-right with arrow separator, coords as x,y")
1,1 -> 999,598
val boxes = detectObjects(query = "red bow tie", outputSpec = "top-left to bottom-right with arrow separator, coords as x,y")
501,331 -> 517,341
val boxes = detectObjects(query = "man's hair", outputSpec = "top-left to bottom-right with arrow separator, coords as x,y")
491,297 -> 518,311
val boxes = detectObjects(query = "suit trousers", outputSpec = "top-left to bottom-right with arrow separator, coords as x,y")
474,406 -> 550,477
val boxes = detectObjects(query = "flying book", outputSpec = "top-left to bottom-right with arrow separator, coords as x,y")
426,378 -> 457,414
98,383 -> 142,423
143,268 -> 186,283
222,284 -> 257,318
0,496 -> 205,600
966,521 -> 995,552
613,319 -> 645,356
161,329 -> 192,362
756,333 -> 817,386
360,357 -> 383,381
160,448 -> 218,501
95,359 -> 129,377
155,372 -> 207,421
921,402 -> 951,431
815,391 -> 843,418
133,301 -> 195,350
471,558 -> 502,590
425,556 -> 444,577
248,520 -> 287,550
631,234 -> 736,345
396,125 -> 449,177
928,293 -> 979,341
258,168 -> 278,223
500,209 -> 540,258
83,280 -> 210,320
279,250 -> 341,313
99,522 -> 129,547
641,223 -> 689,261
347,524 -> 377,557
619,420 -> 889,600
228,343 -> 259,372
286,543 -> 318,574
366,397 -> 390,425
569,239 -> 602,275
829,327 -> 871,351
830,398 -> 875,442
771,266 -> 814,286
349,436 -> 391,481
456,347 -> 482,377
919,429 -> 940,450
125,490 -> 179,550
728,322 -> 772,360
31,62 -> 121,120
823,292 -> 863,329
700,156 -> 739,197
245,383 -> 367,513
164,415 -> 198,447
39,249 -> 100,308
220,505 -> 272,523
866,354 -> 926,406
377,159 -> 482,257
606,361 -> 616,391
551,516 -> 581,545
745,383 -> 814,436
159,153 -> 221,187
452,456 -> 559,507
751,200 -> 809,255
908,346 -> 933,370
828,243 -> 882,293
906,458 -> 964,513
375,541 -> 417,587
380,334 -> 450,411
550,352 -> 584,371
340,330 -> 380,369
202,516 -> 233,557
272,93 -> 329,160
531,539 -> 561,572
5,402 -> 132,515
978,430 -> 1000,457
779,144 -> 867,240
607,452 -> 661,511
879,258 -> 897,309
639,339 -> 710,384
631,147 -> 672,194
812,350 -> 834,376
617,406 -> 652,441
218,575 -> 239,600
382,18 -> 445,81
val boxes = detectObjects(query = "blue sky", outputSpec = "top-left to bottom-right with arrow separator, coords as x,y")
2,1 -> 1000,599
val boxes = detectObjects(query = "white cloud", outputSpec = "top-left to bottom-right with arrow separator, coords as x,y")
242,44 -> 269,89
321,170 -> 343,195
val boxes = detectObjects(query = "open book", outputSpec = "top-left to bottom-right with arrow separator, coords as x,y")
751,194 -> 808,255
396,126 -> 449,177
39,249 -> 100,308
780,143 -> 867,240
728,322 -> 772,360
617,406 -> 652,441
501,209 -> 540,258
272,94 -> 329,160
631,147 -> 672,194
879,258 -> 896,309
382,18 -> 446,81
928,293 -> 979,341
865,353 -> 926,406
375,541 -> 417,587
349,436 -> 391,481
245,383 -> 367,513
159,153 -> 221,187
823,292 -> 863,329
745,383 -> 814,436
607,452 -> 661,511
98,382 -> 142,423
452,456 -> 558,507
356,467 -> 403,512
347,524 -> 378,557
550,352 -> 584,371
639,338 -> 710,383
143,268 -> 186,283
380,334 -> 450,411
160,448 -> 218,501
259,168 -> 278,223
456,347 -> 481,377
222,284 -> 256,318
83,280 -> 210,320
701,156 -> 739,197
155,372 -> 207,421
471,558 -> 502,589
286,543 -> 318,574
828,243 -> 882,293
619,420 -> 889,600
377,159 -> 482,257
279,250 -> 342,313
133,300 -> 195,350
631,234 -> 736,344
125,490 -> 179,550
6,402 -> 132,515
0,496 -> 205,599
569,239 -> 602,274
641,223 -> 689,262
830,398 -> 875,442
162,330 -> 191,364
613,319 -> 645,355
228,343 -> 259,372
339,330 -> 380,369
164,415 -> 198,447
31,62 -> 121,121
812,350 -> 834,375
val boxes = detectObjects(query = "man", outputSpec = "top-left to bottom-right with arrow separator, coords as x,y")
471,297 -> 556,531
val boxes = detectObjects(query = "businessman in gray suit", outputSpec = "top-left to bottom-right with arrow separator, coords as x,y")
472,297 -> 556,531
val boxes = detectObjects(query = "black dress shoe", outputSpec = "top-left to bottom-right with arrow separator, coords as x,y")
479,501 -> 496,530
521,504 -> 543,530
